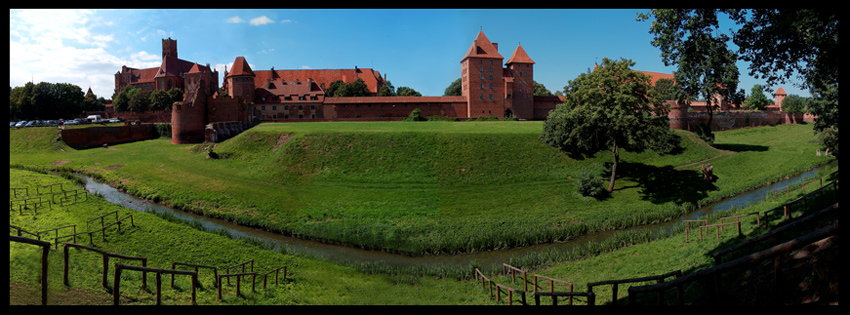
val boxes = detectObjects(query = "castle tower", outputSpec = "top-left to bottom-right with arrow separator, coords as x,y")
162,37 -> 178,58
773,87 -> 787,110
461,31 -> 505,118
505,44 -> 535,119
226,56 -> 256,103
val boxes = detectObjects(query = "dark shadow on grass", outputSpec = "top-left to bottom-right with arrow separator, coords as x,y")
610,161 -> 719,205
713,143 -> 769,152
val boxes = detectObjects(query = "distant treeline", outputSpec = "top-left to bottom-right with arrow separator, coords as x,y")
10,82 -> 107,120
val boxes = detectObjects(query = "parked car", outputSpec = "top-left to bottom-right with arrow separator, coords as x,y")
86,115 -> 104,124
64,119 -> 80,125
15,121 -> 27,127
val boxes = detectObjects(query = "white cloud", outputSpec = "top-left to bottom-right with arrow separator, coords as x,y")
9,9 -> 155,98
250,16 -> 275,26
226,16 -> 245,23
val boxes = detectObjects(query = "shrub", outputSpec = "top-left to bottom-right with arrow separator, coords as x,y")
694,122 -> 714,145
402,108 -> 427,122
575,168 -> 606,198
154,123 -> 172,138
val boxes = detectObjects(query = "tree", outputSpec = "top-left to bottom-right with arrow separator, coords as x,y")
149,89 -> 172,111
639,9 -> 745,144
653,78 -> 688,102
113,85 -> 141,112
540,58 -> 674,192
326,78 -> 371,97
743,84 -> 770,110
167,88 -> 184,104
532,81 -> 554,96
444,78 -> 462,96
378,80 -> 396,96
395,86 -> 421,97
780,94 -> 809,115
639,9 -> 838,149
128,90 -> 151,113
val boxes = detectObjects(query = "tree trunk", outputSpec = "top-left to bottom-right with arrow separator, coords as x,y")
608,143 -> 619,192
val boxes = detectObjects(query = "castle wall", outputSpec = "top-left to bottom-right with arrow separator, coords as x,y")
60,124 -> 158,149
171,93 -> 207,144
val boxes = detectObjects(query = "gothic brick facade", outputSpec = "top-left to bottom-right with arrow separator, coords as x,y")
114,38 -> 219,98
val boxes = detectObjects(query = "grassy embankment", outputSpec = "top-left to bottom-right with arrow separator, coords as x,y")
9,122 -> 834,257
9,122 -> 837,305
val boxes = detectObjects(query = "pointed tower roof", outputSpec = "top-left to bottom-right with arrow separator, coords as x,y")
461,31 -> 503,62
774,87 -> 787,96
506,44 -> 535,64
227,56 -> 255,77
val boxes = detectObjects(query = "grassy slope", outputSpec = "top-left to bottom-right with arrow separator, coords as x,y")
9,122 -> 837,305
8,168 -> 494,305
8,122 -> 832,256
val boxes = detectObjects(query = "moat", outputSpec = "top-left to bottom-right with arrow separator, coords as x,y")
72,159 -> 837,270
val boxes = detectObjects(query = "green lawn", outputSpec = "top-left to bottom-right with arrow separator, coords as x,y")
9,122 -> 832,255
9,122 -> 837,305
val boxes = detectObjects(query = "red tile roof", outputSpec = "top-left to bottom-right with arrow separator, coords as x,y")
506,44 -> 535,64
227,56 -> 255,77
461,31 -> 503,61
637,70 -> 676,86
154,55 -> 198,78
254,68 -> 385,94
774,87 -> 787,95
323,96 -> 466,105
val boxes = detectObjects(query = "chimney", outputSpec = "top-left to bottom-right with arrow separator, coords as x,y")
493,43 -> 498,51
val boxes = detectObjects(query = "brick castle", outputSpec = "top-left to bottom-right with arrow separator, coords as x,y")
112,32 -> 798,145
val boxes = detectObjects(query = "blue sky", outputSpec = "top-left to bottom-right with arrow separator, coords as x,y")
9,9 -> 809,101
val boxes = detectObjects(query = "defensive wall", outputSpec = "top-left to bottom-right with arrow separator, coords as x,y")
60,124 -> 158,149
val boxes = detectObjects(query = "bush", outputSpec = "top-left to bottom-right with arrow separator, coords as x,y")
575,168 -> 606,198
154,123 -> 172,138
694,122 -> 714,145
402,108 -> 427,122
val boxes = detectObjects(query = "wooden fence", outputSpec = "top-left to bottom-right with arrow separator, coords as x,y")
113,263 -> 198,305
9,235 -> 51,305
627,218 -> 838,305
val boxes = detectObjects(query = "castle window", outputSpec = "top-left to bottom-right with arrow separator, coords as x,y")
272,106 -> 277,110
488,75 -> 493,80
480,84 -> 484,89
480,94 -> 484,99
489,94 -> 493,100
488,67 -> 492,72
480,67 -> 484,72
261,105 -> 266,110
489,84 -> 493,89
285,106 -> 289,110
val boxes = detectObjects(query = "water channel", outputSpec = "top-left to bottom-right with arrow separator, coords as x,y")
71,159 -> 837,270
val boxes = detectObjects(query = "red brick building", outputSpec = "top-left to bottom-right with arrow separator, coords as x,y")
246,30 -> 561,123
114,38 -> 219,98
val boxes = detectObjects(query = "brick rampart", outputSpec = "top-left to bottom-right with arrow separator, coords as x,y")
60,124 -> 158,149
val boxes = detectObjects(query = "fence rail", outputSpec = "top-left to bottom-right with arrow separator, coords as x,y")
113,263 -> 198,305
627,216 -> 838,305
9,235 -> 51,305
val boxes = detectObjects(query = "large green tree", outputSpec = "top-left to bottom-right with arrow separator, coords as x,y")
444,78 -> 462,96
743,84 -> 770,110
639,9 -> 838,151
638,9 -> 745,141
540,58 -> 675,192
9,82 -> 85,120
